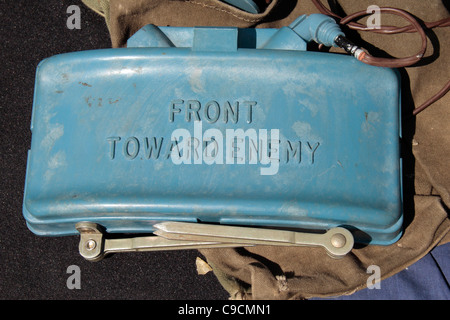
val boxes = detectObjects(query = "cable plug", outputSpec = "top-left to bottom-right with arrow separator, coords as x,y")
334,35 -> 366,61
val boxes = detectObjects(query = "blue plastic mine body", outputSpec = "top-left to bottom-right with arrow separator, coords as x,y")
220,0 -> 260,14
23,19 -> 403,245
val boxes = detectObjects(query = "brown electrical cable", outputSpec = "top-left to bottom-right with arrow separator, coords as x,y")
310,0 -> 450,115
311,0 -> 450,34
412,80 -> 450,116
340,8 -> 428,68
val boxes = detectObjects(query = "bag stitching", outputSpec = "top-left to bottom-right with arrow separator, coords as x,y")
184,0 -> 263,22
